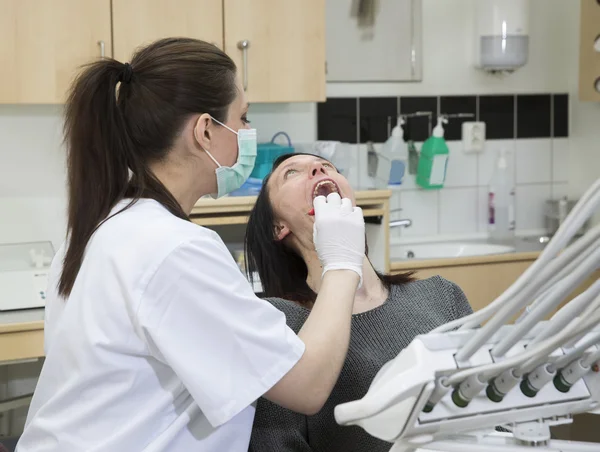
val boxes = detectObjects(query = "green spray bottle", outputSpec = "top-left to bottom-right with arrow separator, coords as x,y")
416,116 -> 449,189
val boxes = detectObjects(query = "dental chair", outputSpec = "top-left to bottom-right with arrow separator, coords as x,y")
335,178 -> 600,452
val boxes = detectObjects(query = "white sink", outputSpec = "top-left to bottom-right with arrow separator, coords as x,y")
391,242 -> 515,260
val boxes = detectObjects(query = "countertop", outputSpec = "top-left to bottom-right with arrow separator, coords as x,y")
190,189 -> 392,215
390,237 -> 548,271
0,308 -> 44,333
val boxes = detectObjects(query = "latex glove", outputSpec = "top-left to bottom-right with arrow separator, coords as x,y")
313,193 -> 365,283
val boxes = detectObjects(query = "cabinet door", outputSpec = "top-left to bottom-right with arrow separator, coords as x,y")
578,0 -> 600,101
224,0 -> 326,103
0,0 -> 111,104
112,0 -> 223,63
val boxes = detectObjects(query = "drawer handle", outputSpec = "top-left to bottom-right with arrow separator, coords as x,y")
237,40 -> 250,91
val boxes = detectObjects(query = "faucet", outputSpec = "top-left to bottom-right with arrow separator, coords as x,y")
389,209 -> 412,228
389,219 -> 412,228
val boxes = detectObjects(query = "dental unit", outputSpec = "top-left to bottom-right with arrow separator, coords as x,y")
334,177 -> 600,452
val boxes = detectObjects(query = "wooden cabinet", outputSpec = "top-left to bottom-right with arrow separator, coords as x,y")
223,0 -> 326,103
578,0 -> 600,101
0,0 -> 111,104
1,0 -> 326,104
392,254 -> 600,319
112,0 -> 223,62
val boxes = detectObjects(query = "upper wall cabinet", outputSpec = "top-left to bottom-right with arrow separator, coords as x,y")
579,0 -> 600,101
325,0 -> 422,82
112,0 -> 224,62
224,0 -> 326,103
0,0 -> 325,104
0,0 -> 111,104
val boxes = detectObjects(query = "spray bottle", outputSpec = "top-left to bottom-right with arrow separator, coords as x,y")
376,116 -> 408,186
488,148 -> 515,241
416,116 -> 449,189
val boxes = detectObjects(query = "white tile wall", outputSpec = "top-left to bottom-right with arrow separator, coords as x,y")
444,142 -> 478,187
515,184 -> 552,231
478,140 -> 516,187
551,182 -> 570,200
389,138 -> 569,240
439,187 -> 478,234
552,138 -> 570,183
396,190 -> 439,238
515,139 -> 553,184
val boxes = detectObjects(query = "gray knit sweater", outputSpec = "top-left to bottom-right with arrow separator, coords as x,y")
249,276 -> 473,452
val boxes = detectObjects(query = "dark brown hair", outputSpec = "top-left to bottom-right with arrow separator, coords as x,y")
59,38 -> 238,297
244,153 -> 414,307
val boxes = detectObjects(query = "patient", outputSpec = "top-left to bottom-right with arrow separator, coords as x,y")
245,153 -> 472,452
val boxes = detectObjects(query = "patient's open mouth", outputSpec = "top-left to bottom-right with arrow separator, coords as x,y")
312,179 -> 340,200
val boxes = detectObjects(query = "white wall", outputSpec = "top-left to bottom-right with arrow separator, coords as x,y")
328,0 -> 574,97
255,0 -> 599,233
0,0 -> 596,248
0,105 -> 67,250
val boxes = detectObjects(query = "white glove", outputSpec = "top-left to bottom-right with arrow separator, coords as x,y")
313,193 -> 365,283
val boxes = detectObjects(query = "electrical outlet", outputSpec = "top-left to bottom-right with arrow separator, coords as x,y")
462,121 -> 486,153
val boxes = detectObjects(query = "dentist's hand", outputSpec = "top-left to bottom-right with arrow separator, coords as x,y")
313,193 -> 365,283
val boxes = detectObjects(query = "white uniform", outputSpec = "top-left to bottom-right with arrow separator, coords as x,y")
16,199 -> 305,452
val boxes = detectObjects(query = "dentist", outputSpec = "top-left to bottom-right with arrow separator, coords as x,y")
16,38 -> 365,452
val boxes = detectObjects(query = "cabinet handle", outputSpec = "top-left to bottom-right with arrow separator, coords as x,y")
237,40 -> 250,91
98,40 -> 106,59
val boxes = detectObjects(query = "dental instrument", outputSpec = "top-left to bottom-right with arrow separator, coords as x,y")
334,177 -> 600,452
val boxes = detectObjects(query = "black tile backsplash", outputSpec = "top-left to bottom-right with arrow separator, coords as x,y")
358,97 -> 398,143
517,94 -> 552,139
553,94 -> 569,138
400,96 -> 437,142
317,98 -> 358,143
316,93 -> 564,143
479,95 -> 515,139
440,96 -> 477,141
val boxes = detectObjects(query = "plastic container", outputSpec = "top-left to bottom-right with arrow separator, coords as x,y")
250,131 -> 294,180
416,117 -> 449,189
544,197 -> 590,237
488,148 -> 515,240
376,117 -> 408,186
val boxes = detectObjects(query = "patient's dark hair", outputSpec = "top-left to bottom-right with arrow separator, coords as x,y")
245,153 -> 415,306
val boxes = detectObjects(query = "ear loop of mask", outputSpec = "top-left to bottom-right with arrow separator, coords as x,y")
194,115 -> 237,169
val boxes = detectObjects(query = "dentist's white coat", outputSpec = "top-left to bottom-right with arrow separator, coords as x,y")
17,198 -> 304,452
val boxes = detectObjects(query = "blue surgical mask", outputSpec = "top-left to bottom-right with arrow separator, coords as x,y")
197,117 -> 257,198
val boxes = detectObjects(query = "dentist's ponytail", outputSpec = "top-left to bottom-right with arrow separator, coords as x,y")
59,38 -> 238,297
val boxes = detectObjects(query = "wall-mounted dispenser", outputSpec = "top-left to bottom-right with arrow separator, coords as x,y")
474,0 -> 530,73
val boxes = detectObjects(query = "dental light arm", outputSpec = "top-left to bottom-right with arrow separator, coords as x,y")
492,247 -> 600,357
518,291 -> 600,374
526,280 -> 600,347
434,180 -> 600,336
431,226 -> 596,336
533,226 -> 600,297
335,178 -> 600,452
454,179 -> 600,362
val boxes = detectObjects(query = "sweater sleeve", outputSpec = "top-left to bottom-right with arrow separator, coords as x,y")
249,398 -> 313,452
440,277 -> 473,321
